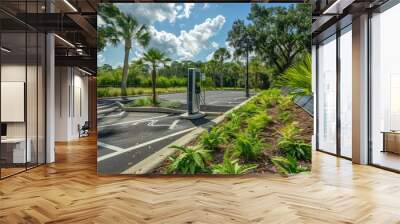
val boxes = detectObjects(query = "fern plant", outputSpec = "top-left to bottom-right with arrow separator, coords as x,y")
258,89 -> 282,107
223,112 -> 242,139
278,122 -> 301,140
277,95 -> 293,112
237,102 -> 260,118
270,155 -> 308,175
278,139 -> 311,161
233,132 -> 263,161
212,158 -> 257,174
247,112 -> 271,135
200,127 -> 224,151
278,111 -> 292,123
274,53 -> 312,97
167,145 -> 212,174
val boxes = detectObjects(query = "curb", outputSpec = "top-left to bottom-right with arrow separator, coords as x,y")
121,93 -> 258,174
123,106 -> 185,115
97,103 -> 117,115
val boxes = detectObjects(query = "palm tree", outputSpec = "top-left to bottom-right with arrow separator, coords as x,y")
98,3 -> 151,97
142,48 -> 171,105
275,53 -> 312,97
213,48 -> 231,87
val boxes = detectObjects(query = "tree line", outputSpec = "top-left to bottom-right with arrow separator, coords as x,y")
98,3 -> 311,100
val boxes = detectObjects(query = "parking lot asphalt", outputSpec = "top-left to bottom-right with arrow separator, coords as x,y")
97,90 -> 250,174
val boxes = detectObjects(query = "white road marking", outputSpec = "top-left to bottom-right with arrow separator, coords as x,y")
98,141 -> 124,152
97,104 -> 113,109
98,114 -> 169,128
146,120 -> 176,127
100,111 -> 125,118
169,120 -> 179,130
97,127 -> 196,162
233,97 -> 247,101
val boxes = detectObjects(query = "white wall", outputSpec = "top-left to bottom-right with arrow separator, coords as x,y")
55,67 -> 89,141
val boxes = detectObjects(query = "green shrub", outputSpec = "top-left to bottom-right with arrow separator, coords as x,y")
127,97 -> 153,107
200,127 -> 224,151
223,112 -> 242,139
277,95 -> 293,112
258,89 -> 282,107
237,102 -> 260,118
270,155 -> 307,175
127,88 -> 137,96
247,112 -> 271,135
109,88 -> 121,97
159,100 -> 182,109
158,76 -> 172,88
97,88 -> 110,97
233,132 -> 263,161
167,145 -> 212,174
278,139 -> 311,161
137,89 -> 144,95
212,158 -> 257,174
278,111 -> 292,123
278,122 -> 300,140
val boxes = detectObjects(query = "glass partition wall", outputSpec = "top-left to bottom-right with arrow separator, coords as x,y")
370,3 -> 400,171
316,25 -> 353,159
317,34 -> 337,155
339,26 -> 352,159
0,3 -> 46,179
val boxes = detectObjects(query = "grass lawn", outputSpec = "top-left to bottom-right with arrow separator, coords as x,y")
97,87 -> 246,98
153,89 -> 313,175
97,87 -> 186,98
125,96 -> 182,109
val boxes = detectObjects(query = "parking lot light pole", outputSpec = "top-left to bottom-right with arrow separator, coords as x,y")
246,49 -> 249,98
245,37 -> 250,98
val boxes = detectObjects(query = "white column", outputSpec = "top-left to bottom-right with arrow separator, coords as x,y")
46,33 -> 55,163
352,14 -> 369,164
312,45 -> 317,151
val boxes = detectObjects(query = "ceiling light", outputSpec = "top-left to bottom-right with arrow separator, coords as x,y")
54,34 -> 75,48
63,0 -> 78,12
1,47 -> 11,53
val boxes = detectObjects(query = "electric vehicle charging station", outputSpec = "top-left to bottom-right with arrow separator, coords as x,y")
180,68 -> 205,119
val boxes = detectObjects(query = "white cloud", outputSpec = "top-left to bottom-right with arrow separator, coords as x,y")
143,15 -> 226,60
177,3 -> 195,19
225,41 -> 236,61
116,3 -> 178,24
97,53 -> 105,64
203,3 -> 210,9
206,52 -> 214,61
115,3 -> 195,25
211,41 -> 219,49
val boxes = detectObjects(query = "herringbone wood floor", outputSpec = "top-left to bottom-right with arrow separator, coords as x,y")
1,135 -> 400,224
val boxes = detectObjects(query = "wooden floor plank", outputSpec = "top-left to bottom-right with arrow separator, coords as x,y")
0,135 -> 400,223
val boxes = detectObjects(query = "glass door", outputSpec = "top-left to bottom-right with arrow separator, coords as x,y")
339,25 -> 352,158
317,34 -> 337,154
370,3 -> 400,171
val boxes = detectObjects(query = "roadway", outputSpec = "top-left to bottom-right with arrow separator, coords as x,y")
97,90 -> 250,174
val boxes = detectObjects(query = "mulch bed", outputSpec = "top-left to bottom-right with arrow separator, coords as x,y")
153,100 -> 313,175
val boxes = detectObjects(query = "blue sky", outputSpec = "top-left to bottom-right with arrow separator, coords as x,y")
98,3 -> 292,68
